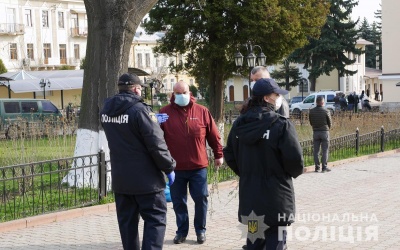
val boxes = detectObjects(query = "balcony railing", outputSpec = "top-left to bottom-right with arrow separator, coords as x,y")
70,27 -> 88,37
0,23 -> 24,35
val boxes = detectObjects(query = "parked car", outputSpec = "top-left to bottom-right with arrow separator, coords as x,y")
0,98 -> 62,139
288,96 -> 306,108
290,90 -> 337,115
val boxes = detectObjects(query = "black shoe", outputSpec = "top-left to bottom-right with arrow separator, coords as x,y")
197,233 -> 206,244
242,245 -> 247,249
322,168 -> 331,173
173,234 -> 186,244
315,168 -> 319,172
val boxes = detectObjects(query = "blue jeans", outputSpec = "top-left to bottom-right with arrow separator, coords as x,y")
170,168 -> 209,236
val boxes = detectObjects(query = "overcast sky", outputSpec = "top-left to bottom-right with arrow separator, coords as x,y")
351,0 -> 381,23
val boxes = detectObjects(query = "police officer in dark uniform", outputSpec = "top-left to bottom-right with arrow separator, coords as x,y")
100,73 -> 176,250
224,78 -> 304,250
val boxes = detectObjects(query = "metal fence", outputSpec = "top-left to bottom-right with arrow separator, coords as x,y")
1,127 -> 400,222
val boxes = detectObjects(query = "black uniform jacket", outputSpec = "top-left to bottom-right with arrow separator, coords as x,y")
223,106 -> 304,226
100,91 -> 176,195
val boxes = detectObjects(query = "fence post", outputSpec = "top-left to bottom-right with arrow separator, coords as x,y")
98,149 -> 107,200
381,126 -> 385,152
356,128 -> 359,156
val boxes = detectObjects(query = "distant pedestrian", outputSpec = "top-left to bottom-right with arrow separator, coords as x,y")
353,92 -> 360,113
375,89 -> 379,101
360,90 -> 371,111
339,94 -> 347,111
333,93 -> 340,111
309,96 -> 332,173
100,73 -> 176,250
347,93 -> 354,111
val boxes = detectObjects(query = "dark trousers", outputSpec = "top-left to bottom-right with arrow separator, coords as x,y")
313,130 -> 330,169
170,168 -> 208,236
246,226 -> 287,250
115,191 -> 167,250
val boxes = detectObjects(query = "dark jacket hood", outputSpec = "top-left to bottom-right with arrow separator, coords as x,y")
234,106 -> 280,145
102,91 -> 142,117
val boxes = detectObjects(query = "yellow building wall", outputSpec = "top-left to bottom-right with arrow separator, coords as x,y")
315,70 -> 339,91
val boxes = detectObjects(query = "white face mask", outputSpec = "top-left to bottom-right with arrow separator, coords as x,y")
275,96 -> 283,110
175,93 -> 190,106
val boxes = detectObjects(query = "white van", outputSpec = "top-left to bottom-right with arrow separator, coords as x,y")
289,90 -> 337,115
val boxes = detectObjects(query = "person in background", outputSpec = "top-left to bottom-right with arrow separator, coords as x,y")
224,78 -> 304,250
309,96 -> 332,173
360,90 -> 371,111
159,80 -> 223,245
347,92 -> 355,111
339,94 -> 347,111
100,73 -> 176,250
353,91 -> 360,113
375,89 -> 379,101
250,66 -> 290,118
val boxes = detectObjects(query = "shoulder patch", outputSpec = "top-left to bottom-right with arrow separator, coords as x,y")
149,112 -> 158,123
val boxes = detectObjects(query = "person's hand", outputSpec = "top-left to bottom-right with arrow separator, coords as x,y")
214,158 -> 224,170
155,113 -> 169,124
167,171 -> 175,186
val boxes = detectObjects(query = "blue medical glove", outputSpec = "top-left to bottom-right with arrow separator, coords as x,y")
167,171 -> 175,186
155,113 -> 169,124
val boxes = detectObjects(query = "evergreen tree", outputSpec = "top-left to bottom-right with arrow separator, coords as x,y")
270,59 -> 302,91
143,0 -> 330,122
292,0 -> 361,91
358,18 -> 376,68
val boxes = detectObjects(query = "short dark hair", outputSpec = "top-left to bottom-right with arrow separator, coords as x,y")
316,96 -> 324,104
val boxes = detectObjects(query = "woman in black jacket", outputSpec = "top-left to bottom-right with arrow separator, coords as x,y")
223,78 -> 304,250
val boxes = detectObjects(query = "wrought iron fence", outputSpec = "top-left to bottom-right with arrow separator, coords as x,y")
1,127 -> 400,222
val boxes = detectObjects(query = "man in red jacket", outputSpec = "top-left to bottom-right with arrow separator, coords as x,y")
160,80 -> 223,245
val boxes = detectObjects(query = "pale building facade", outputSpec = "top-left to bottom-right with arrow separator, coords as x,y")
0,1 -> 196,107
379,0 -> 400,107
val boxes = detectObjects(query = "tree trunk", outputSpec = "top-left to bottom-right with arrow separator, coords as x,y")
64,0 -> 157,187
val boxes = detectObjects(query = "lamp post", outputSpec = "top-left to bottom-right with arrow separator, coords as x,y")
148,79 -> 159,108
234,42 -> 266,96
300,78 -> 308,101
39,78 -> 51,99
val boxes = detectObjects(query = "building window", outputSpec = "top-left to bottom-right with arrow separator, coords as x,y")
74,44 -> 80,59
58,12 -> 64,28
10,43 -> 18,60
42,10 -> 49,27
59,44 -> 67,64
43,43 -> 51,64
145,53 -> 150,67
27,43 -> 34,60
25,9 -> 32,27
137,53 -> 143,68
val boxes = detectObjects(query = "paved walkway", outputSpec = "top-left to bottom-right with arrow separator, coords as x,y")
1,150 -> 400,249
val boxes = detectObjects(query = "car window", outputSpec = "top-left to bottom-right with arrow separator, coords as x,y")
41,101 -> 59,113
303,95 -> 315,104
326,94 -> 335,103
21,102 -> 39,113
4,102 -> 20,113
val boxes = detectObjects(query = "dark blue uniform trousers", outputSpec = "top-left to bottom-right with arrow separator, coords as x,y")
170,168 -> 208,236
115,191 -> 167,250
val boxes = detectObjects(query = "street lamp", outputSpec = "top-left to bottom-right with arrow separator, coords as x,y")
39,78 -> 51,99
234,42 -> 266,96
300,78 -> 308,101
147,78 -> 159,108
